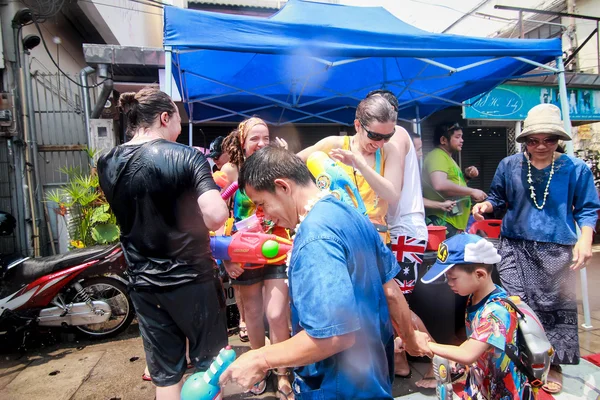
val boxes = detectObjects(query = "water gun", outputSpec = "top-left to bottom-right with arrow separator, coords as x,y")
213,171 -> 229,189
180,346 -> 236,400
306,151 -> 367,215
221,181 -> 239,200
210,230 -> 293,268
213,171 -> 239,200
433,355 -> 453,400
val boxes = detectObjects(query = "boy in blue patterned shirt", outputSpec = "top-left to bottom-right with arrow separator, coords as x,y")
422,234 -> 531,399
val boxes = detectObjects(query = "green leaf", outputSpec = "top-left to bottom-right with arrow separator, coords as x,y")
91,224 -> 120,244
45,189 -> 64,204
90,204 -> 110,223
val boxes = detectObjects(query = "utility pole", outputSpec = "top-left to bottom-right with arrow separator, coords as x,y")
566,0 -> 579,71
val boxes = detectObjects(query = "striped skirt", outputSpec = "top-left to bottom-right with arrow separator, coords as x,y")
497,237 -> 579,365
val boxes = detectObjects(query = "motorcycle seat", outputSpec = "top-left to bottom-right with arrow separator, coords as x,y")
12,245 -> 119,284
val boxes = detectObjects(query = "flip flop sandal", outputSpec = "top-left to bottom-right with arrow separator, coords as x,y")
248,370 -> 271,395
275,370 -> 294,399
141,373 -> 152,382
277,385 -> 294,400
238,327 -> 250,343
542,380 -> 563,394
450,364 -> 467,382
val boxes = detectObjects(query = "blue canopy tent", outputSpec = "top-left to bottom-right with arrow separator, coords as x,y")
163,0 -> 563,128
163,0 -> 595,330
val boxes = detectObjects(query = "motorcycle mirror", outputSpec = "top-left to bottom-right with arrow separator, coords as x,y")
0,211 -> 16,236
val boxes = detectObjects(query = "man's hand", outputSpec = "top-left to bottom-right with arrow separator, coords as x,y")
219,349 -> 270,390
402,331 -> 433,358
223,261 -> 245,280
465,166 -> 479,179
437,200 -> 457,212
472,201 -> 493,221
571,231 -> 593,271
470,189 -> 487,203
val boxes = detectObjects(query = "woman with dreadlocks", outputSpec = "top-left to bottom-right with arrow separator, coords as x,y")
220,117 -> 293,399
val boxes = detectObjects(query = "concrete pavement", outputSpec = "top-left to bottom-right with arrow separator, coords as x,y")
2,248 -> 600,399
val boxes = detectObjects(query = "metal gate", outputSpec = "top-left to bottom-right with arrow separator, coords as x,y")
31,73 -> 94,254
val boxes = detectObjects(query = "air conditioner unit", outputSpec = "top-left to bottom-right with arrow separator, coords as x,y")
89,119 -> 117,160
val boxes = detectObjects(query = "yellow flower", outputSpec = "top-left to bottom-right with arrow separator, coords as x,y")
70,240 -> 84,249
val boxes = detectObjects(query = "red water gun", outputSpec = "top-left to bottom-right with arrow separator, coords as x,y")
210,230 -> 292,268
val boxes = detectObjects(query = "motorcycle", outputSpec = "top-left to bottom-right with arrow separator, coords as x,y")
0,211 -> 135,347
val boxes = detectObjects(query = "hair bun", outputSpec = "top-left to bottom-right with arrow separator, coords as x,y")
119,92 -> 138,114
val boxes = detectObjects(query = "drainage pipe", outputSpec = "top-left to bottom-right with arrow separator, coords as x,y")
79,66 -> 94,147
91,64 -> 113,119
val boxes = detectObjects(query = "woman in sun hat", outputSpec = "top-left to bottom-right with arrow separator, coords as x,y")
472,103 -> 600,394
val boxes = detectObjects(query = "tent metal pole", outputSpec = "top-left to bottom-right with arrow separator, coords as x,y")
513,56 -> 559,72
165,46 -> 172,97
513,121 -> 522,155
455,57 -> 502,72
416,58 -> 457,73
415,104 -> 421,136
557,55 -> 593,329
188,100 -> 194,147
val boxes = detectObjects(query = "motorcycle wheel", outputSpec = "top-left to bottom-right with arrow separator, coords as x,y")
73,277 -> 135,339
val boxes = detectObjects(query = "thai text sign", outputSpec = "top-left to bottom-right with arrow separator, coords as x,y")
463,84 -> 600,121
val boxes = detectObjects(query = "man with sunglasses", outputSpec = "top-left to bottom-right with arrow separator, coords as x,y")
297,95 -> 403,244
422,122 -> 487,237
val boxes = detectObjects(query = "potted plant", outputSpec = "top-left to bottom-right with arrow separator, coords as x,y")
46,148 -> 119,249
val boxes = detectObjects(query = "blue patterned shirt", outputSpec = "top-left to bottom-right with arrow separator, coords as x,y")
487,153 -> 600,245
463,286 -> 530,400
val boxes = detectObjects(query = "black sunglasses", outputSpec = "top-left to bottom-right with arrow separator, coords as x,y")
361,122 -> 395,142
525,136 -> 559,147
445,122 -> 462,132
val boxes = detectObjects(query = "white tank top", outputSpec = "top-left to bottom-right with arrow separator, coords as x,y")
387,128 -> 428,241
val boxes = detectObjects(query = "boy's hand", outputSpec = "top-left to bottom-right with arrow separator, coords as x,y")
403,331 -> 433,358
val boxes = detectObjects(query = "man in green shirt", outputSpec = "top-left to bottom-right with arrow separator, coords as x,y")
422,122 -> 487,237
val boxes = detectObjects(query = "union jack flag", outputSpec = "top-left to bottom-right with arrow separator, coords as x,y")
391,236 -> 426,264
394,276 -> 416,294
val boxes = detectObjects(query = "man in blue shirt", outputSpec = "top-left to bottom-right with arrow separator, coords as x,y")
220,146 -> 431,399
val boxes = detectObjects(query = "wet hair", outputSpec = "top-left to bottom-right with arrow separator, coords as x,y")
434,121 -> 463,146
222,117 -> 268,169
239,146 -> 313,194
366,89 -> 399,112
119,87 -> 176,134
452,263 -> 493,275
355,95 -> 397,127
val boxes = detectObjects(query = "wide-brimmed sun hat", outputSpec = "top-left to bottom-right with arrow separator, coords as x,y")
516,104 -> 571,143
